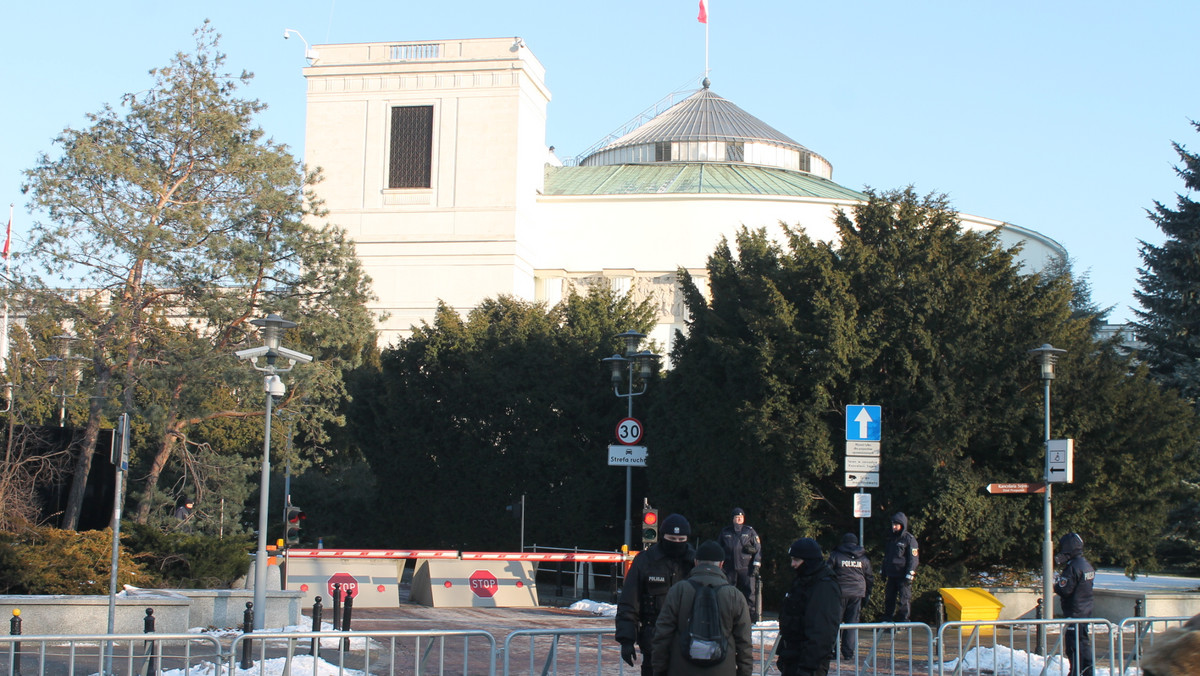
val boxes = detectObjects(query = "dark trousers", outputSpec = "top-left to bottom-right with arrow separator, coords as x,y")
1065,623 -> 1093,676
636,624 -> 656,676
838,597 -> 863,657
729,567 -> 758,621
883,577 -> 911,622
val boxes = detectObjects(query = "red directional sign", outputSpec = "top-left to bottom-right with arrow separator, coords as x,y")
327,572 -> 359,599
469,569 -> 499,598
986,482 -> 1046,494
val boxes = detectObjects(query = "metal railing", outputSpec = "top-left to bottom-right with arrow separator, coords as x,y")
228,629 -> 498,676
1116,614 -> 1193,674
0,632 -> 222,676
2,616 -> 1195,676
938,617 -> 1116,676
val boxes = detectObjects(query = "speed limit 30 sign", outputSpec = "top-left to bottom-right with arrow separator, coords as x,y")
616,418 -> 643,445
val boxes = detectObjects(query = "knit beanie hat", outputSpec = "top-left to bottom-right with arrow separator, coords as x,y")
662,513 -> 691,537
788,537 -> 822,560
697,540 -> 725,562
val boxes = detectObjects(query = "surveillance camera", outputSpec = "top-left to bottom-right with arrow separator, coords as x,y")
265,375 -> 286,397
283,30 -> 290,39
235,345 -> 270,361
276,346 -> 314,364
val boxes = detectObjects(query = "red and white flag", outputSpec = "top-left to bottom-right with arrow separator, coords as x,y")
697,0 -> 708,24
3,212 -> 10,260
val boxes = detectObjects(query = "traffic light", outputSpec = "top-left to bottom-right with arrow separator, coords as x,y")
641,504 -> 659,549
284,505 -> 305,546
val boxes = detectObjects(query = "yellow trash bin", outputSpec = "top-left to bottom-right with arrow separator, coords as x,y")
939,588 -> 1004,636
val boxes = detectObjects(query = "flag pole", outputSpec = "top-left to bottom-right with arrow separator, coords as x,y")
699,0 -> 710,80
1,203 -> 11,380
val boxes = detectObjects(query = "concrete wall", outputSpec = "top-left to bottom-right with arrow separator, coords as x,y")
0,590 -> 304,635
0,595 -> 191,635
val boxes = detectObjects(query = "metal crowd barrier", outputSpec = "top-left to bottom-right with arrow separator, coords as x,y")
1,616 -> 1195,676
228,628 -> 498,676
938,617 -> 1116,676
1116,614 -> 1193,674
0,632 -> 222,676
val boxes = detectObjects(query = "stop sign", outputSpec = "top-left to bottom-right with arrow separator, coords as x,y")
468,569 -> 499,598
327,572 -> 359,600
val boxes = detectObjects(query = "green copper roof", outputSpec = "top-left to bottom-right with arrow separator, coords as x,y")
543,163 -> 865,200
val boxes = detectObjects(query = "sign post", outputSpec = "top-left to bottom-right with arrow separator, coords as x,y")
845,405 -> 882,543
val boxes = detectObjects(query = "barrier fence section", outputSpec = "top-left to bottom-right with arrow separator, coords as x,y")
938,618 -> 1117,676
228,629 -> 498,676
0,632 -> 222,676
1117,614 -> 1193,674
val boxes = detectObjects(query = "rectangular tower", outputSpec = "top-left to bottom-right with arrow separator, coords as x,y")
303,38 -> 551,343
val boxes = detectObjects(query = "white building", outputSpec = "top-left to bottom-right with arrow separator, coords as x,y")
302,37 -> 1065,348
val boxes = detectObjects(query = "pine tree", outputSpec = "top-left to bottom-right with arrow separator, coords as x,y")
1134,121 -> 1200,571
1135,121 -> 1200,402
17,23 -> 376,530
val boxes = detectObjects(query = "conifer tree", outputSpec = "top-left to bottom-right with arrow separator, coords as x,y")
653,188 -> 1198,587
1135,121 -> 1200,402
17,23 -> 376,530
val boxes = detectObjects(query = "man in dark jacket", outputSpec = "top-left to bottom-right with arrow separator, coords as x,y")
651,540 -> 753,676
1054,532 -> 1095,676
881,512 -> 919,623
616,513 -> 696,676
777,538 -> 842,676
828,532 -> 872,659
719,507 -> 763,622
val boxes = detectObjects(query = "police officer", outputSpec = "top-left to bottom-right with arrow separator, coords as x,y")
719,507 -> 763,621
777,538 -> 842,676
616,513 -> 695,676
828,532 -> 872,659
881,512 -> 919,623
1054,532 -> 1095,676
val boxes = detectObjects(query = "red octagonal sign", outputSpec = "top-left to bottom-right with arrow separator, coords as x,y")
327,572 -> 359,600
469,569 -> 499,598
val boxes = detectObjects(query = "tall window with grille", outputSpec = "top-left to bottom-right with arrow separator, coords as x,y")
388,106 -> 433,189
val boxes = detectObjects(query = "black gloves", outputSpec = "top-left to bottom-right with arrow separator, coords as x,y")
620,642 -> 637,666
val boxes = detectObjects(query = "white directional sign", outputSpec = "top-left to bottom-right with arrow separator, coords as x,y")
845,472 -> 880,488
608,445 -> 648,467
846,441 -> 881,457
853,492 -> 872,518
845,405 -> 882,442
846,456 -> 881,473
1047,438 -> 1074,483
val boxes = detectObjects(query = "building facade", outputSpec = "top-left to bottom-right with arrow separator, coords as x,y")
302,37 -> 1065,349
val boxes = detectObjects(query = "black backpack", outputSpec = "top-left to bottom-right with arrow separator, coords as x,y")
680,579 -> 729,666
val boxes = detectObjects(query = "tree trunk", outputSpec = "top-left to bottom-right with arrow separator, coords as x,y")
60,369 -> 111,530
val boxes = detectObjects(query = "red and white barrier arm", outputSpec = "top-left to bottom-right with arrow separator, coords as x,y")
285,549 -> 460,559
284,549 -> 627,562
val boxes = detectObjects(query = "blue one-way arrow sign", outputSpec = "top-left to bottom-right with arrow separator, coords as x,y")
845,405 -> 882,442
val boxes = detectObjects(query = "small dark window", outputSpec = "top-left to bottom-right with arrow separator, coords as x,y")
727,142 -> 744,162
655,141 -> 672,162
389,106 -> 433,189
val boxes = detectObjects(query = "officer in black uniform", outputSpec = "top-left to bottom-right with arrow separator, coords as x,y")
615,513 -> 695,676
1054,532 -> 1095,676
881,512 -> 919,623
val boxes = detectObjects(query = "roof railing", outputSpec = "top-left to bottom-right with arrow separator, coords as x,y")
561,74 -> 705,166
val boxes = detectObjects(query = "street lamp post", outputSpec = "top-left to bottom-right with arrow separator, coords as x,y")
235,314 -> 313,631
602,330 -> 660,551
1029,343 -> 1066,627
38,334 -> 88,427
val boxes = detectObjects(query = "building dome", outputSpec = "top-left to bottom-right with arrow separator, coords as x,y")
579,82 -> 833,179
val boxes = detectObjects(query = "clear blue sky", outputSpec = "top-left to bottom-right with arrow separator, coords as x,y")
4,1 -> 1197,323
